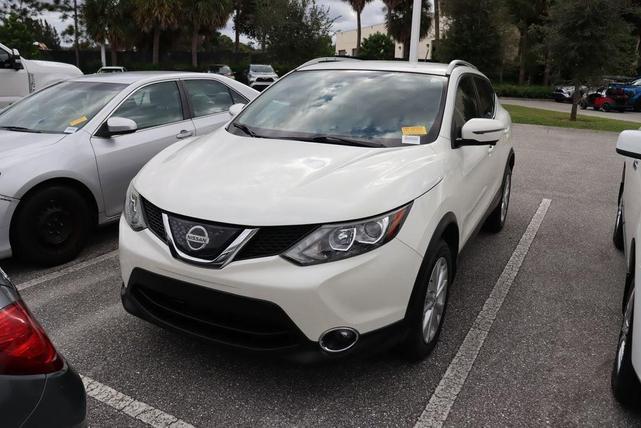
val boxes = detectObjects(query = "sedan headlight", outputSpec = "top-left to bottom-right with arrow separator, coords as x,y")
283,204 -> 412,266
124,182 -> 147,231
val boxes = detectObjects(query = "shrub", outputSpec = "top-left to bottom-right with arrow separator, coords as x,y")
493,84 -> 554,99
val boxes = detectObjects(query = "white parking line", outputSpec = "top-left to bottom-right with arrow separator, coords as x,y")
415,198 -> 551,428
82,375 -> 195,428
16,250 -> 118,291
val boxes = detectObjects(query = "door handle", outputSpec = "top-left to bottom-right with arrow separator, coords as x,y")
176,130 -> 193,139
634,160 -> 639,170
488,145 -> 495,154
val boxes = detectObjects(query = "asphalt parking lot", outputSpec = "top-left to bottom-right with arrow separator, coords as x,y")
2,123 -> 641,427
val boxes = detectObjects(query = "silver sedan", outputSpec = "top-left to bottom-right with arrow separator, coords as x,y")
0,71 -> 258,265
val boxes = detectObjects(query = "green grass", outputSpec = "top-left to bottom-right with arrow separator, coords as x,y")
504,104 -> 641,133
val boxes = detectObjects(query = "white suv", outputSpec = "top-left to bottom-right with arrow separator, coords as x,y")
612,131 -> 641,406
119,59 -> 514,362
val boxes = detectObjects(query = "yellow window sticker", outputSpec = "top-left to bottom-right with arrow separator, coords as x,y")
401,126 -> 428,136
69,116 -> 88,126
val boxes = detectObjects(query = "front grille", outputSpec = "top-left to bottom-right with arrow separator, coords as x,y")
130,269 -> 302,350
142,198 -> 166,242
140,198 -> 317,262
256,77 -> 274,82
236,225 -> 317,260
167,214 -> 242,260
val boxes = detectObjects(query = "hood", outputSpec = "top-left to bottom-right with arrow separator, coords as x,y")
0,130 -> 68,164
23,59 -> 82,76
135,128 -> 444,226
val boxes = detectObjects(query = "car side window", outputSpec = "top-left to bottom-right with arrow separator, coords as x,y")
474,77 -> 495,119
184,79 -> 238,117
112,81 -> 183,130
452,75 -> 480,139
0,49 -> 11,69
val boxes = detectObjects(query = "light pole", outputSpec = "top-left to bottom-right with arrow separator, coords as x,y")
408,0 -> 421,63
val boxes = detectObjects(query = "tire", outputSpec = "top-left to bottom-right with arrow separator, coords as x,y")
484,166 -> 512,233
400,240 -> 452,361
11,185 -> 92,266
579,101 -> 587,110
612,284 -> 641,407
613,186 -> 624,251
603,103 -> 612,112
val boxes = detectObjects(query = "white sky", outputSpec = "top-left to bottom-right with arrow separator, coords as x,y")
38,0 -> 388,46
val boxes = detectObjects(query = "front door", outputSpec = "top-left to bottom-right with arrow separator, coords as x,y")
90,80 -> 195,217
0,47 -> 29,107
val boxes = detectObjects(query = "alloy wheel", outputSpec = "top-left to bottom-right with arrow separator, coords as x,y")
501,173 -> 512,224
422,256 -> 449,344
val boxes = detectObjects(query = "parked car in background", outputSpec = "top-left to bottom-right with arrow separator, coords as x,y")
580,86 -> 629,112
612,130 -> 641,408
207,64 -> 235,79
97,66 -> 127,73
609,77 -> 641,111
0,42 -> 82,108
244,64 -> 278,90
0,268 -> 86,427
0,71 -> 258,266
119,59 -> 514,362
552,84 -> 586,103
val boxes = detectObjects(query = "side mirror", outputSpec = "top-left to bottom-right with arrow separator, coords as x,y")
229,103 -> 245,117
616,130 -> 641,159
457,118 -> 506,147
106,117 -> 137,136
11,49 -> 22,70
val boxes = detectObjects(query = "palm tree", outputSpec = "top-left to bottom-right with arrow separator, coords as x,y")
134,0 -> 178,65
385,0 -> 431,59
343,0 -> 373,56
182,0 -> 233,67
84,0 -> 133,65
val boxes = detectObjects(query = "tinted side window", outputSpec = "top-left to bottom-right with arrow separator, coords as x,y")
0,49 -> 11,68
230,89 -> 248,105
475,77 -> 495,119
184,79 -> 234,117
452,75 -> 479,138
113,81 -> 183,130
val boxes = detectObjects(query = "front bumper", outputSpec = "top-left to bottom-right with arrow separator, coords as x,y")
0,197 -> 18,259
119,217 -> 423,357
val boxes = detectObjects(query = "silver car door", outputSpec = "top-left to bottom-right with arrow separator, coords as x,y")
182,79 -> 248,136
90,80 -> 195,217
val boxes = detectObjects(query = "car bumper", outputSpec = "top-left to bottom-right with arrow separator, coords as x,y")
119,217 -> 423,359
2,361 -> 87,428
0,197 -> 18,259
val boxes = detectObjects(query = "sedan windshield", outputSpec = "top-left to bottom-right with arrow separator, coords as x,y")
231,70 -> 446,147
0,81 -> 126,134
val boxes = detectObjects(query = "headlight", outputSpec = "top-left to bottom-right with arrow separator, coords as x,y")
283,204 -> 412,266
123,182 -> 147,231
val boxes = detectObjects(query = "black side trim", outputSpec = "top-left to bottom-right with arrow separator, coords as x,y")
617,148 -> 641,160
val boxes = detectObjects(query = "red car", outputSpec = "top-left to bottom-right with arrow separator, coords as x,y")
580,86 -> 628,112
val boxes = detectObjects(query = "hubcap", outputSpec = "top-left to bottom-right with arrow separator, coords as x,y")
616,289 -> 634,373
422,256 -> 448,344
500,173 -> 511,223
36,199 -> 73,246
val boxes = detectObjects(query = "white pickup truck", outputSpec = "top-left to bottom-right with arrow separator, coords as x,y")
0,42 -> 82,108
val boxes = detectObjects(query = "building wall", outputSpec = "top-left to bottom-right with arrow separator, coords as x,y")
335,22 -> 435,60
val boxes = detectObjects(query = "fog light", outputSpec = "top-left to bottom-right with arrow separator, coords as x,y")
319,327 -> 359,353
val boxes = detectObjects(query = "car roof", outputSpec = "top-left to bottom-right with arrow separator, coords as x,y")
71,71 -> 220,85
298,60 -> 472,76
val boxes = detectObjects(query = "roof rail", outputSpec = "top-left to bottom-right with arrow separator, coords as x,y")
297,56 -> 362,70
446,59 -> 477,75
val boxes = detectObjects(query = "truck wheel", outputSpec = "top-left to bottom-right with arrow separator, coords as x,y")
484,166 -> 512,233
612,285 -> 641,407
401,240 -> 452,361
11,185 -> 92,266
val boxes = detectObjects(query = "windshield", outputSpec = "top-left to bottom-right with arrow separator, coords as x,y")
250,65 -> 274,73
0,81 -> 125,134
231,70 -> 446,147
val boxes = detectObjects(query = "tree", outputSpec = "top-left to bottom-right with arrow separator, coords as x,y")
438,0 -> 502,76
134,0 -> 178,64
232,0 -> 255,53
0,13 -> 40,58
385,0 -> 431,59
84,0 -> 135,65
181,0 -> 233,67
342,0 -> 372,56
548,0 -> 636,121
503,0 -> 548,84
359,32 -> 394,59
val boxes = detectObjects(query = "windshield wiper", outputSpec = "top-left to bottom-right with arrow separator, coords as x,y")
306,135 -> 385,148
232,122 -> 262,138
0,126 -> 44,134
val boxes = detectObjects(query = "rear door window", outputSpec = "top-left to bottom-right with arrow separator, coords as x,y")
184,79 -> 237,117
